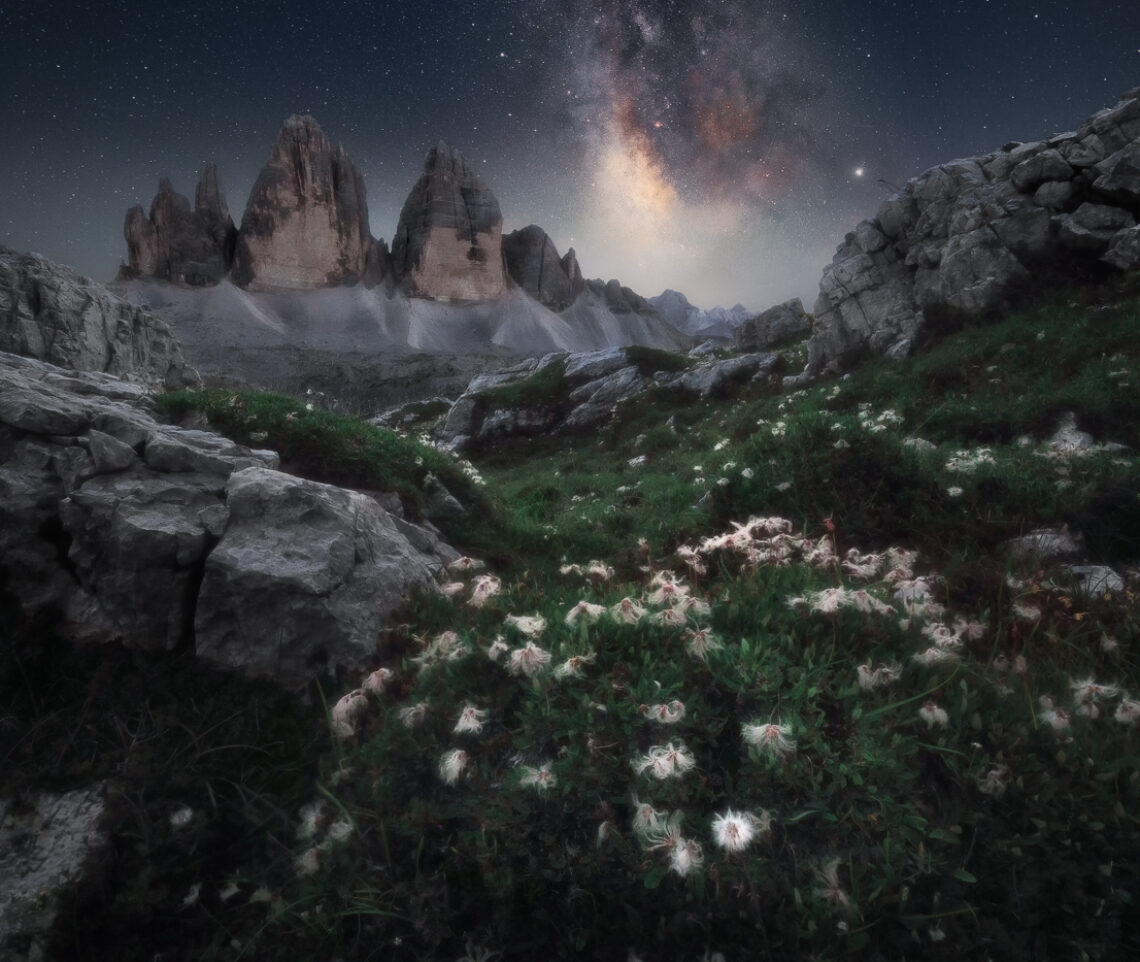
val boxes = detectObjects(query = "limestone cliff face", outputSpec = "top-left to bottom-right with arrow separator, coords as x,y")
231,115 -> 373,291
391,142 -> 506,301
1,246 -> 197,387
801,86 -> 1140,376
502,225 -> 586,310
122,167 -> 235,285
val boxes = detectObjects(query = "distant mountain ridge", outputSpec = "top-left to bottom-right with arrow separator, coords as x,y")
648,289 -> 754,339
119,116 -> 688,355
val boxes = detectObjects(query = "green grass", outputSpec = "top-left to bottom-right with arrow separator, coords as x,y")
7,282 -> 1140,960
154,388 -> 491,523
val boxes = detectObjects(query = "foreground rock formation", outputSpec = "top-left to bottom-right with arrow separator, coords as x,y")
431,346 -> 779,450
1,247 -> 197,387
803,87 -> 1140,375
0,350 -> 457,687
231,115 -> 375,290
122,166 -> 236,286
391,142 -> 507,300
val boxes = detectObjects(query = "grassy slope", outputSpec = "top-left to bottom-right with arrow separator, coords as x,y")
3,284 -> 1139,961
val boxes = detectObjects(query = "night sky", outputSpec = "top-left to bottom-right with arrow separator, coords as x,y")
2,0 -> 1138,310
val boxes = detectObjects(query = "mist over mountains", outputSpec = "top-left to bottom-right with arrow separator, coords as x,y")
115,115 -> 713,362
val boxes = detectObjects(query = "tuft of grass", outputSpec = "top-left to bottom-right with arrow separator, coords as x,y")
154,388 -> 490,524
622,345 -> 692,377
473,358 -> 569,410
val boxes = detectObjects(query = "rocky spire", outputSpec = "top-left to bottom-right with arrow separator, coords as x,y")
230,115 -> 373,290
122,173 -> 233,286
391,142 -> 506,300
502,225 -> 585,311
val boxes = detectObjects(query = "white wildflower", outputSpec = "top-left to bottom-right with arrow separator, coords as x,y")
519,762 -> 557,791
330,689 -> 368,739
554,652 -> 596,679
1114,698 -> 1140,725
504,613 -> 547,638
1038,708 -> 1071,733
857,662 -> 902,690
632,742 -> 697,780
295,846 -> 321,877
439,748 -> 470,785
398,701 -> 428,728
684,627 -> 723,661
652,607 -> 690,627
362,666 -> 395,694
565,600 -> 606,625
711,809 -> 769,853
586,561 -> 615,582
647,579 -> 690,606
448,555 -> 485,573
815,859 -> 851,911
169,805 -> 194,829
912,646 -> 961,667
507,641 -> 552,677
918,701 -> 949,727
643,700 -> 686,724
669,838 -> 704,877
677,595 -> 712,618
742,721 -> 796,757
468,574 -> 502,608
486,637 -> 509,662
454,704 -> 488,735
441,580 -> 466,597
610,597 -> 648,624
976,765 -> 1009,797
326,817 -> 353,844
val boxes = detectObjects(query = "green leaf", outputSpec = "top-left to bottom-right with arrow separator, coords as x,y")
644,866 -> 666,889
953,868 -> 977,883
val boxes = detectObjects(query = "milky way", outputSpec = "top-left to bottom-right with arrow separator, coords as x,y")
1,0 -> 1138,310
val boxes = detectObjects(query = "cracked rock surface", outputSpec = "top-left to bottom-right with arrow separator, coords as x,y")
801,87 -> 1140,376
0,350 -> 456,687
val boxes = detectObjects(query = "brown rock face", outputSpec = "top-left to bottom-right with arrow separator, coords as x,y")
231,115 -> 373,291
502,225 -> 585,310
122,168 -> 236,285
391,142 -> 506,301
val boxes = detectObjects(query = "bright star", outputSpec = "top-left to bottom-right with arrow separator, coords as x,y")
854,167 -> 864,177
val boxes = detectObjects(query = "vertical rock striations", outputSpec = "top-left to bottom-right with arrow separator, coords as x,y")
502,225 -> 586,310
122,167 -> 236,285
391,142 -> 507,300
230,115 -> 373,290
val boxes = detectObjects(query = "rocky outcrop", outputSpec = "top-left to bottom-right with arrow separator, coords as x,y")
391,142 -> 507,300
434,346 -> 777,450
503,225 -> 585,310
1,247 -> 197,387
0,350 -> 457,687
122,166 -> 236,285
734,297 -> 811,351
231,115 -> 374,291
803,87 -> 1140,376
0,785 -> 108,958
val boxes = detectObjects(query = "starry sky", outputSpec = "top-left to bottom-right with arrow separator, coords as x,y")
2,0 -> 1138,311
